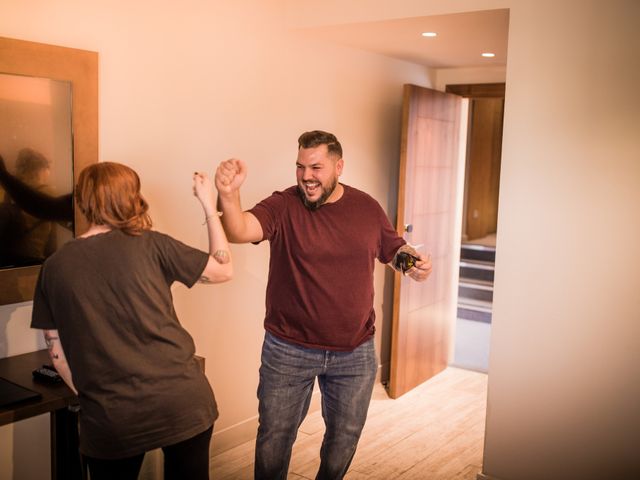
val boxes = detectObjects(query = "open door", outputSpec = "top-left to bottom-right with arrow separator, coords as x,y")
388,84 -> 467,398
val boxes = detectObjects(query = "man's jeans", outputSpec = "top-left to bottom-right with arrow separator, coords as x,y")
255,332 -> 378,480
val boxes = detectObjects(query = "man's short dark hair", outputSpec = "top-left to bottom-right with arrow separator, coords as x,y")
298,130 -> 343,158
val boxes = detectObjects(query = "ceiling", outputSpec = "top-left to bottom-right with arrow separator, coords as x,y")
299,9 -> 509,69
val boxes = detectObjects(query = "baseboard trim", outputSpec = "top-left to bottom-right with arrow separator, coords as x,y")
210,414 -> 258,456
477,472 -> 504,480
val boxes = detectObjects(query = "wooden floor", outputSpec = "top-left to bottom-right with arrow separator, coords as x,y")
211,367 -> 487,479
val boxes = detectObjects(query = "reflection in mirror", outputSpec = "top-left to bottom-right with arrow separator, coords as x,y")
0,73 -> 74,270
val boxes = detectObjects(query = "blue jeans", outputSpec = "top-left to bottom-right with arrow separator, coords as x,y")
255,332 -> 377,480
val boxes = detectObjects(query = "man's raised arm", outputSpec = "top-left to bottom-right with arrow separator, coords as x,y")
215,158 -> 263,244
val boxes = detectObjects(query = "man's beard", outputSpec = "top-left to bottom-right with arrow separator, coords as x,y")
298,178 -> 338,211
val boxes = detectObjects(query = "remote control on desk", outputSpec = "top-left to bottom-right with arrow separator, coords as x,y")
32,365 -> 63,384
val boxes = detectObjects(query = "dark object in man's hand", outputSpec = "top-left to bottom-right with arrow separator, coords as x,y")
395,251 -> 420,274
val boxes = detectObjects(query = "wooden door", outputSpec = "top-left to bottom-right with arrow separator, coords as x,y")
464,97 -> 504,240
388,85 -> 466,398
446,83 -> 505,241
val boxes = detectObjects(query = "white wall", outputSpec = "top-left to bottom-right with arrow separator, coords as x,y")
288,0 -> 640,478
483,1 -> 640,478
0,1 -> 432,478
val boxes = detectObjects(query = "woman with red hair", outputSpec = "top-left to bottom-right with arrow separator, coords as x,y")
31,162 -> 231,480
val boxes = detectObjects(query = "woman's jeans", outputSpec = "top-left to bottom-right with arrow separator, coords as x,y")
255,332 -> 378,480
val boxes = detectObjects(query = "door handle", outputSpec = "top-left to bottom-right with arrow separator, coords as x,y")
404,224 -> 413,233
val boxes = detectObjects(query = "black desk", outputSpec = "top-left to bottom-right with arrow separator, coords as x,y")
0,349 -> 83,480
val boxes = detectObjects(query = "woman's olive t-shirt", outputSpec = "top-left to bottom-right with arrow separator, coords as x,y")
31,229 -> 217,459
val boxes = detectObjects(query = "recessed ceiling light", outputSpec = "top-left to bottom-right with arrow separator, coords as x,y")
482,52 -> 496,58
421,32 -> 437,37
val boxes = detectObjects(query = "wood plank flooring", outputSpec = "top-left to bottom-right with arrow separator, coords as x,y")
211,367 -> 487,479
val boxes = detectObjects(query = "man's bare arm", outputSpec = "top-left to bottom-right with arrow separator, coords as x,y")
215,158 -> 263,243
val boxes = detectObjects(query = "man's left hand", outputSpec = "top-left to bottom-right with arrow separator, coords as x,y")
406,252 -> 432,282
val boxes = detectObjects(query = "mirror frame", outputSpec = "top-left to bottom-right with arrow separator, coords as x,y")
0,36 -> 98,305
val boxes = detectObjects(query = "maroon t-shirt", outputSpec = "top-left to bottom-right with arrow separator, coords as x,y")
249,184 -> 405,350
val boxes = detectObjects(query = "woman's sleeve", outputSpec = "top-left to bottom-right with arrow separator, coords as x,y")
154,232 -> 210,288
31,265 -> 57,330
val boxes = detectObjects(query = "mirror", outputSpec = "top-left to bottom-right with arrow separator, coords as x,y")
0,36 -> 97,305
0,73 -> 75,270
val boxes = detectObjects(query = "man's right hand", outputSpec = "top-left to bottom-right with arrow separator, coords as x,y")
213,157 -> 263,244
215,158 -> 247,195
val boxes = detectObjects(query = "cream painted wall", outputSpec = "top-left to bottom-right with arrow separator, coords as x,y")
288,0 -> 640,479
0,1 -> 433,478
482,1 -> 640,478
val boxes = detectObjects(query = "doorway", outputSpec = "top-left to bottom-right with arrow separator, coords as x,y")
388,85 -> 467,398
446,83 -> 505,372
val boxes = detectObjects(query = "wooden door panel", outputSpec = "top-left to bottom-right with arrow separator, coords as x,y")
389,84 -> 464,398
465,97 -> 504,240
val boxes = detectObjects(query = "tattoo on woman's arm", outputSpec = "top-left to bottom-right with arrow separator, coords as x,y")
44,333 -> 60,359
213,250 -> 230,264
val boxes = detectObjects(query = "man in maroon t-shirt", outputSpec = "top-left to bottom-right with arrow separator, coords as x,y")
215,130 -> 431,480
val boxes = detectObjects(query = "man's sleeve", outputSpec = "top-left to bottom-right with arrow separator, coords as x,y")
247,190 -> 287,242
377,205 -> 406,264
